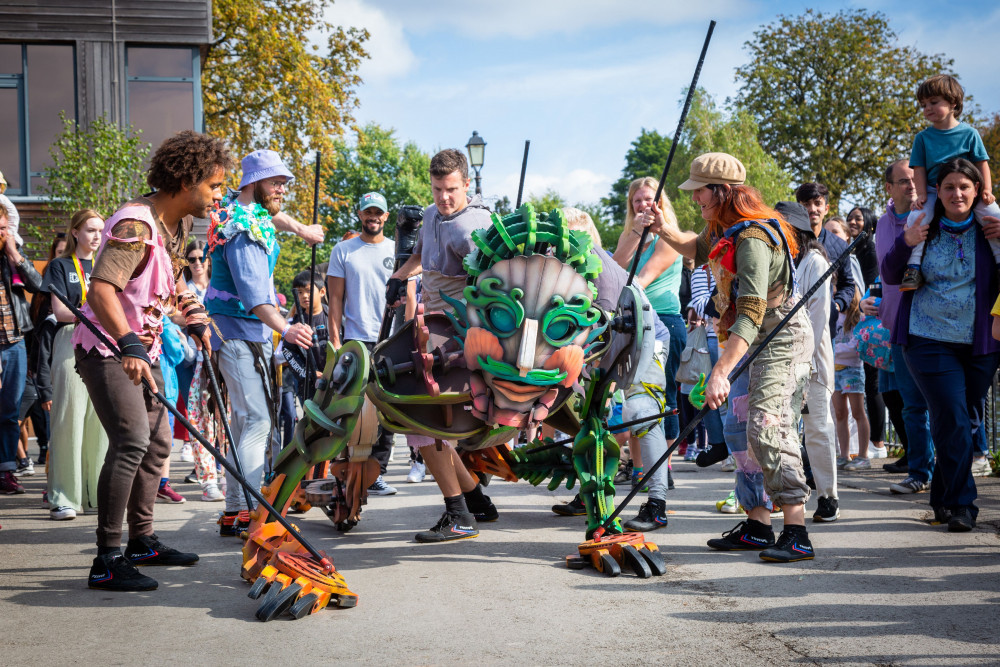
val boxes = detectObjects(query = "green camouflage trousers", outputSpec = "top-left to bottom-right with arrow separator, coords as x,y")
745,300 -> 814,507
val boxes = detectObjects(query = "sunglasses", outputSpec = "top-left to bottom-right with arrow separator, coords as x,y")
186,253 -> 207,263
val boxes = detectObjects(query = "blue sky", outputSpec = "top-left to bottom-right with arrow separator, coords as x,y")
323,0 -> 1000,214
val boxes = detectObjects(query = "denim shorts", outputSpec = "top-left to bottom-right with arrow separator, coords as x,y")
608,402 -> 626,434
834,365 -> 865,394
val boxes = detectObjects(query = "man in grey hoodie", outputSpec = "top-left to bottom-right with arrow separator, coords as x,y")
389,148 -> 496,542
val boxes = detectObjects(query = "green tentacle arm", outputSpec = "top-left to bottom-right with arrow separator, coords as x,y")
266,341 -> 370,515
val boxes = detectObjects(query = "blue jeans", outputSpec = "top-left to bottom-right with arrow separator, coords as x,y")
218,338 -> 274,511
893,344 -> 934,483
903,336 -> 1000,519
703,334 -> 725,444
657,313 -> 686,440
0,340 -> 26,470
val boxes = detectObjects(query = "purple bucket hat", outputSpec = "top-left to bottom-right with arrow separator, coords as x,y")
238,150 -> 295,190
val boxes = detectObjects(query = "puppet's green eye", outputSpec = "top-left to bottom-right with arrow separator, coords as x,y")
488,307 -> 517,336
543,316 -> 578,345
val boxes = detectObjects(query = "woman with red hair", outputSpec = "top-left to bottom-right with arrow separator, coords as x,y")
647,152 -> 816,563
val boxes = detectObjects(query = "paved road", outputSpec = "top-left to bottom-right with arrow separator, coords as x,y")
1,444 -> 998,666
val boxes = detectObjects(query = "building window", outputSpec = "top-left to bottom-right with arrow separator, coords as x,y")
126,46 -> 201,155
0,43 -> 77,196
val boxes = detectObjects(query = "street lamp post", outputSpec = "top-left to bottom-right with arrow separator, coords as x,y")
465,130 -> 486,194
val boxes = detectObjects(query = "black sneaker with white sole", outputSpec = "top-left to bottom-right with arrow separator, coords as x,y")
415,511 -> 479,543
88,552 -> 158,591
813,496 -> 840,522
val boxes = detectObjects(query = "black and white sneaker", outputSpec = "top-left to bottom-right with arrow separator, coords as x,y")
759,526 -> 814,562
813,496 -> 840,522
552,494 -> 587,516
707,520 -> 775,551
415,511 -> 479,543
623,498 -> 668,532
88,552 -> 158,591
367,475 -> 398,496
124,533 -> 199,566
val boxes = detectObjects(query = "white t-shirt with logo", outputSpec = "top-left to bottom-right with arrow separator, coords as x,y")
327,236 -> 395,342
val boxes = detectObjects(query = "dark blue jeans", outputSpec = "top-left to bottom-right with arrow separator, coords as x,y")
903,336 -> 1000,519
0,340 -> 26,470
657,313 -> 687,440
893,343 -> 934,483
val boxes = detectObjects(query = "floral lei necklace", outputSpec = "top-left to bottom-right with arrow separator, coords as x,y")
207,197 -> 277,254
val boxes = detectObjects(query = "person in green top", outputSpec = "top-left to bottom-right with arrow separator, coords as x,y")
647,152 -> 817,564
612,177 -> 685,482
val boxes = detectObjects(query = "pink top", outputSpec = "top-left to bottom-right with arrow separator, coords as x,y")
72,204 -> 175,361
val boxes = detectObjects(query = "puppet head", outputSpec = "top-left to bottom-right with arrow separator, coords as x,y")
444,204 -> 606,428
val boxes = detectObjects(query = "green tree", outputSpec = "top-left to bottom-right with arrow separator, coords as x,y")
674,90 -> 793,225
573,202 -> 619,251
735,8 -> 954,210
493,195 -> 513,217
38,114 -> 149,253
602,90 -> 791,242
601,128 -> 675,226
204,0 -> 369,223
273,123 -> 432,296
980,112 -> 1000,200
324,123 -> 432,239
526,189 -> 566,214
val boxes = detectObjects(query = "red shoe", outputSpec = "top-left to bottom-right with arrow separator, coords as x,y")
155,481 -> 186,504
0,471 -> 25,494
218,510 -> 251,536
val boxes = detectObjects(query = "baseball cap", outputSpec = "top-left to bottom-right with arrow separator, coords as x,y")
359,192 -> 387,212
678,152 -> 746,190
774,201 -> 812,234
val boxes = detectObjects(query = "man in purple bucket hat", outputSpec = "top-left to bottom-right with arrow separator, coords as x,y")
205,149 -> 318,536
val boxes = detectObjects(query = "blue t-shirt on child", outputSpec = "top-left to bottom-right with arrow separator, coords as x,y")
910,122 -> 989,186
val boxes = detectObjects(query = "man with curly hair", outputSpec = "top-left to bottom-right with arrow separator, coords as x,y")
206,150 -> 315,537
73,130 -> 234,591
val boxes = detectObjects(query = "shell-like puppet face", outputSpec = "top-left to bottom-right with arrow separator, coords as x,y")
443,203 -> 605,426
464,254 -> 600,413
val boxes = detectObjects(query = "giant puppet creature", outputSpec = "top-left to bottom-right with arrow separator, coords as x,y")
240,203 -> 666,621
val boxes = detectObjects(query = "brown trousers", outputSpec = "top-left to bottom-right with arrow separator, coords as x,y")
75,347 -> 172,548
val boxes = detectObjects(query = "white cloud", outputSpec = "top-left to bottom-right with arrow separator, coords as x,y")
323,0 -> 417,82
357,0 -> 747,38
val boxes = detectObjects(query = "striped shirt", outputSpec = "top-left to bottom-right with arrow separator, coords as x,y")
688,264 -> 717,339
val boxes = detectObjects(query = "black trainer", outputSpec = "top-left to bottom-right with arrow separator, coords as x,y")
623,498 -> 668,532
415,511 -> 479,543
467,495 -> 499,523
125,533 -> 199,566
707,520 -> 775,551
759,527 -> 814,562
883,457 -> 909,474
813,496 -> 840,522
947,507 -> 976,532
88,552 -> 158,591
696,441 -> 729,468
552,494 -> 587,516
930,506 -> 952,525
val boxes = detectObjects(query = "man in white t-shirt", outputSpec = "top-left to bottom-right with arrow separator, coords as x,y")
327,191 -> 397,494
